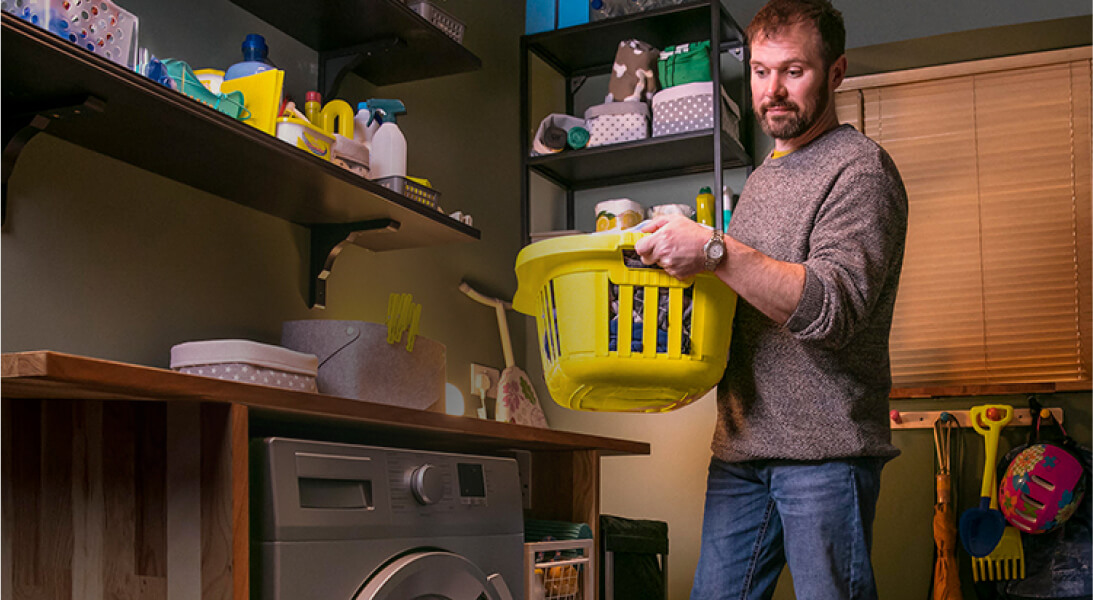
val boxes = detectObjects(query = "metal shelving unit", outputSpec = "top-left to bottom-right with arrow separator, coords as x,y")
519,0 -> 752,243
2,7 -> 482,308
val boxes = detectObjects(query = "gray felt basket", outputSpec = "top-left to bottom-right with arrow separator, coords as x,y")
281,320 -> 445,410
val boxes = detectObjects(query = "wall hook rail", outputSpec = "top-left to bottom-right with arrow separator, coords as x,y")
889,407 -> 1064,430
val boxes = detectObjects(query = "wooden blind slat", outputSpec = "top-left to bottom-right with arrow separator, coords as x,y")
840,52 -> 1092,393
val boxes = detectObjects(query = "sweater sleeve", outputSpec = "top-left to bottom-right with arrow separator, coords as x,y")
784,151 -> 908,348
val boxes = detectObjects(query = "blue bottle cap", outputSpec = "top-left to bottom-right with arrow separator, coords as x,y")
241,33 -> 268,61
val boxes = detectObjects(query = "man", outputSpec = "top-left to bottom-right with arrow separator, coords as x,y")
634,0 -> 908,597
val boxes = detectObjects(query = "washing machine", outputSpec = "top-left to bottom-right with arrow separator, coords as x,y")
252,437 -> 524,600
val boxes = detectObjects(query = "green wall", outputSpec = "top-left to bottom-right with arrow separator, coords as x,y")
3,2 -> 1091,600
1,0 -> 526,415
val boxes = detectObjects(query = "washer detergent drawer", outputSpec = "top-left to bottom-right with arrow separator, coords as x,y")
355,551 -> 513,600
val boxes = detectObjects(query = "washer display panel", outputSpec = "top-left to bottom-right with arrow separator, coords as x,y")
355,551 -> 513,600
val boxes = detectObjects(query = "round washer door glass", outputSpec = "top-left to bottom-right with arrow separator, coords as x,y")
354,551 -> 513,600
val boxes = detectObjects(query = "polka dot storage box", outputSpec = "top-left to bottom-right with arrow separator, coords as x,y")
651,81 -> 740,141
583,101 -> 649,147
170,339 -> 318,392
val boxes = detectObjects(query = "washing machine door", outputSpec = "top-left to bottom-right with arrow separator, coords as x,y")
354,551 -> 514,600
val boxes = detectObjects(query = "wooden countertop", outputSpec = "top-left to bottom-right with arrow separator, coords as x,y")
2,351 -> 650,456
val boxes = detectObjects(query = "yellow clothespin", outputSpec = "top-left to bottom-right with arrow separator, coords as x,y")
406,303 -> 422,352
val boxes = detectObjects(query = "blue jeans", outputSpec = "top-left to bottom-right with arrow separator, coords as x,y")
691,457 -> 886,600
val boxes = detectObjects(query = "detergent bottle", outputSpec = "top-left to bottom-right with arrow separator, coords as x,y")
354,101 -> 382,150
303,91 -> 323,125
696,186 -> 715,227
367,99 -> 407,179
224,34 -> 276,81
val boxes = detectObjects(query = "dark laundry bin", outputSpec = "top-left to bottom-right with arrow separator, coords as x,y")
599,515 -> 668,600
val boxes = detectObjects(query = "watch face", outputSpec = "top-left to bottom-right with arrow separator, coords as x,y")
710,243 -> 725,259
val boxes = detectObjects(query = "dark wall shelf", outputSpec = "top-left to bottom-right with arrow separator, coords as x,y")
525,1 -> 745,77
529,129 -> 749,190
228,0 -> 482,91
2,13 -> 480,307
519,0 -> 752,241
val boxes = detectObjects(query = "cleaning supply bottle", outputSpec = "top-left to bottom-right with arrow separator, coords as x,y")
223,33 -> 276,81
696,186 -> 715,227
367,99 -> 408,179
304,91 -> 323,126
722,184 -> 735,231
354,101 -> 382,150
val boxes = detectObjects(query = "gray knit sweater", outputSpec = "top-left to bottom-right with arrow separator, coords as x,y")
715,124 -> 907,462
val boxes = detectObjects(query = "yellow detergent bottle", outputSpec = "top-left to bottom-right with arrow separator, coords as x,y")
696,187 -> 715,226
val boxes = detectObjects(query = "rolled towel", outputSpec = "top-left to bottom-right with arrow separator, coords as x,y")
567,126 -> 590,149
531,113 -> 589,156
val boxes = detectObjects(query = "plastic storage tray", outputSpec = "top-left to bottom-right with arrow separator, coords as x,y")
513,231 -> 737,412
170,339 -> 319,392
525,539 -> 593,600
375,175 -> 441,210
408,1 -> 465,43
2,0 -> 139,68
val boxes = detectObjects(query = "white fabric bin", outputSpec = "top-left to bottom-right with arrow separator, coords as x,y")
170,339 -> 319,392
584,101 -> 650,147
651,82 -> 740,141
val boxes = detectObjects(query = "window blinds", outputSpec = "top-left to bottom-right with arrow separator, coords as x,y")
837,50 -> 1091,394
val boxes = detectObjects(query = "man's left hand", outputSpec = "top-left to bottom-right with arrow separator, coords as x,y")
633,215 -> 713,280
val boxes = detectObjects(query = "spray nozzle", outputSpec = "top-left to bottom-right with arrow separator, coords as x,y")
365,99 -> 407,127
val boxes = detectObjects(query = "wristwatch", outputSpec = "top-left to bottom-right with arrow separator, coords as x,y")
703,229 -> 726,271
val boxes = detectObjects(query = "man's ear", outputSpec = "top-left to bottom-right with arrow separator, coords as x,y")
830,54 -> 847,89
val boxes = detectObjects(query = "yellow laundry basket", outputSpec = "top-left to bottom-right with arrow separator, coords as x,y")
513,231 -> 736,412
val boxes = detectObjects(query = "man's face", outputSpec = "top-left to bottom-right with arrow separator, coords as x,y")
749,22 -> 833,141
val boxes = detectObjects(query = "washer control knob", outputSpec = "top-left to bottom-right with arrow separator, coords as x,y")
409,464 -> 444,505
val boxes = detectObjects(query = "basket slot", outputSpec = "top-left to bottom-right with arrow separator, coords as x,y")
667,286 -> 683,358
616,284 -> 634,358
548,280 -> 562,363
539,283 -> 558,364
642,285 -> 658,358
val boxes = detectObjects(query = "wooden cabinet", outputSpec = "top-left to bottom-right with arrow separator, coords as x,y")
1,351 -> 649,599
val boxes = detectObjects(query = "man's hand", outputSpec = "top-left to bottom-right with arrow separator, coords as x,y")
633,215 -> 713,280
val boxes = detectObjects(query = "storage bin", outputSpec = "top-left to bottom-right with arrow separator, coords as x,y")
375,175 -> 441,210
584,101 -> 649,148
275,116 -> 334,161
2,0 -> 139,68
525,0 -> 589,34
651,81 -> 740,140
525,539 -> 593,600
170,339 -> 318,392
281,320 -> 445,411
657,40 -> 711,88
599,515 -> 668,600
512,231 -> 736,412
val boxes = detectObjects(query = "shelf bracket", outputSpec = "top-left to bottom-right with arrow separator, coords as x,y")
309,218 -> 401,309
3,96 -> 105,226
318,37 -> 405,99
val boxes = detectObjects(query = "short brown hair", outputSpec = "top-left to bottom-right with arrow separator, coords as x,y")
746,0 -> 846,68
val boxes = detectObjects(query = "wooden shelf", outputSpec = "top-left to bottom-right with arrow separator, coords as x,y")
2,13 -> 481,306
529,129 -> 749,190
228,0 -> 482,89
1,351 -> 650,457
2,14 -> 478,243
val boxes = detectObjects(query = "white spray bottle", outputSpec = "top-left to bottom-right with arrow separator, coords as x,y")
366,99 -> 407,179
354,101 -> 381,151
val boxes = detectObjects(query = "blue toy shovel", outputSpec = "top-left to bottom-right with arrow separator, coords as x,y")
958,404 -> 1013,557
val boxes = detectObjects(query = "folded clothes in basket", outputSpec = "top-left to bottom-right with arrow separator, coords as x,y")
607,251 -> 694,353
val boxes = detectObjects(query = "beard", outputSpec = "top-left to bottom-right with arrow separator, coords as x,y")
757,78 -> 830,140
